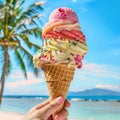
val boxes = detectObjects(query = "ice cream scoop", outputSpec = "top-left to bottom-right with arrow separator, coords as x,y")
42,7 -> 80,34
49,7 -> 79,23
34,7 -> 88,69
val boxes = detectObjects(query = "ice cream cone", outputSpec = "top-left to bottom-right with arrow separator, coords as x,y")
33,7 -> 88,119
42,63 -> 75,119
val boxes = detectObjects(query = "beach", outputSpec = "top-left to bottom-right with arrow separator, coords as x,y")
0,111 -> 23,120
1,97 -> 120,120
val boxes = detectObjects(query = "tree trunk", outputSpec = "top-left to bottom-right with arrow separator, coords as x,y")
0,46 -> 8,105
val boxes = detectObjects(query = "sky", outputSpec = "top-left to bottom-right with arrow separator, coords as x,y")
2,0 -> 120,95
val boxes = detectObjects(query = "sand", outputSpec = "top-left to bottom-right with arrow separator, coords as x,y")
0,111 -> 23,120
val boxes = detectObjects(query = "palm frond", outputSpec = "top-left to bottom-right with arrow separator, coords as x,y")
13,49 -> 27,78
16,34 -> 32,48
5,0 -> 13,4
0,19 -> 4,33
33,67 -> 40,77
19,46 -> 33,66
19,46 -> 39,76
9,1 -> 44,36
21,16 -> 38,27
24,1 -> 44,16
0,4 -> 5,20
12,0 -> 25,9
7,1 -> 24,27
10,34 -> 41,54
14,14 -> 42,34
20,27 -> 42,38
0,0 -> 5,10
13,33 -> 41,51
31,42 -> 41,52
15,1 -> 44,24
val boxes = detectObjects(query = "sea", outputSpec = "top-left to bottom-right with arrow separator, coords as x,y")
1,95 -> 120,120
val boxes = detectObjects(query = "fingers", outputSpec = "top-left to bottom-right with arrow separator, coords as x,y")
64,100 -> 71,108
37,96 -> 65,119
30,99 -> 50,112
35,99 -> 50,110
54,100 -> 70,120
55,108 -> 69,120
63,118 -> 68,120
32,99 -> 70,112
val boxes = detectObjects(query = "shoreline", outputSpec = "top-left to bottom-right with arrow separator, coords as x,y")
0,111 -> 23,120
70,98 -> 120,102
3,97 -> 120,102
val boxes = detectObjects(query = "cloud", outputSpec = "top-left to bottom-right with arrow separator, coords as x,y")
76,62 -> 120,80
4,71 -> 48,95
95,84 -> 120,91
6,71 -> 24,80
5,79 -> 44,88
4,84 -> 49,95
5,71 -> 46,88
6,70 -> 45,80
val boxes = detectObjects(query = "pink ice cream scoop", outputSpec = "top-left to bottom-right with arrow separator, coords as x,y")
34,7 -> 88,69
49,7 -> 79,23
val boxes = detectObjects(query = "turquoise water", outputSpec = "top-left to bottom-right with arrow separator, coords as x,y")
1,98 -> 120,120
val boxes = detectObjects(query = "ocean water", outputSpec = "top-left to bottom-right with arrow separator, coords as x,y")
1,98 -> 120,120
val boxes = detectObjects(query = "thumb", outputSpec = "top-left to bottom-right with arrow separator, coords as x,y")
40,96 -> 65,119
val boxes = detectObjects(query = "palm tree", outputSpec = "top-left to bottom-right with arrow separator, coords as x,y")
0,0 -> 45,104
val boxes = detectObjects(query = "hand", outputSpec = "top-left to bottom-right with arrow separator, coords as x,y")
22,96 -> 71,120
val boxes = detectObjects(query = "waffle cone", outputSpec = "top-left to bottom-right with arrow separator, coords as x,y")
43,63 -> 75,119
